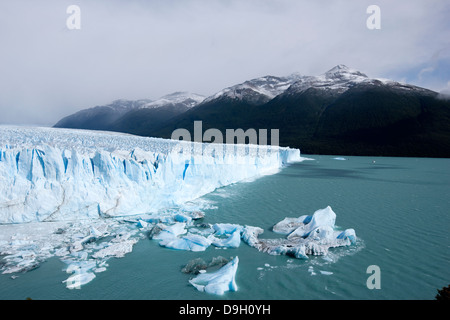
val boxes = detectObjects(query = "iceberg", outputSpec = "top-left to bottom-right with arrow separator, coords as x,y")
63,272 -> 96,290
151,223 -> 187,241
242,206 -> 357,258
287,206 -> 336,240
272,215 -> 311,235
212,223 -> 243,236
159,233 -> 212,252
189,257 -> 239,295
208,229 -> 241,248
91,238 -> 138,259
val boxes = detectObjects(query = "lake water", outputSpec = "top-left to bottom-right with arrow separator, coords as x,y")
1,155 -> 449,300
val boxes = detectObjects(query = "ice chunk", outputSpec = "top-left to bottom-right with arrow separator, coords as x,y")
320,270 -> 333,275
63,272 -> 96,289
241,226 -> 264,247
91,239 -> 138,259
64,260 -> 96,274
212,223 -> 243,236
337,228 -> 357,244
209,229 -> 241,248
287,206 -> 336,239
152,223 -> 187,241
159,233 -> 211,252
189,257 -> 239,295
272,215 -> 310,234
305,226 -> 335,241
174,213 -> 192,224
242,206 -> 356,259
137,219 -> 149,229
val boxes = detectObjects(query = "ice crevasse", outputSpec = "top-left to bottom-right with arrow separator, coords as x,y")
0,126 -> 303,224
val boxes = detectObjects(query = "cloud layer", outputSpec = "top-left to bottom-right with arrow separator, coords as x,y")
0,0 -> 449,125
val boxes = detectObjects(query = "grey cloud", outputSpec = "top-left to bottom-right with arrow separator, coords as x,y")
0,0 -> 449,125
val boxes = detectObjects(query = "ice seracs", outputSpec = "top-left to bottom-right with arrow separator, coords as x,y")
0,126 -> 302,224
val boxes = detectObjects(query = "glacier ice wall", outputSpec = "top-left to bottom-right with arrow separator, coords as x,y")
0,126 -> 302,224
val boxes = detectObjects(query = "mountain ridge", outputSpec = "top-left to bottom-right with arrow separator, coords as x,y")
54,65 -> 450,157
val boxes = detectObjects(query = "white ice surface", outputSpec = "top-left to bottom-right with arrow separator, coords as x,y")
189,257 -> 239,295
0,126 -> 302,224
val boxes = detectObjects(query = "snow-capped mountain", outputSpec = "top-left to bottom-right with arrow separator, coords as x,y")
53,65 -> 450,157
283,64 -> 434,97
106,98 -> 154,109
284,64 -> 369,95
203,73 -> 304,105
140,92 -> 205,109
54,92 -> 204,133
147,65 -> 450,157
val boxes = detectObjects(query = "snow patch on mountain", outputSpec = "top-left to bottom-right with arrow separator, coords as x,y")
203,73 -> 304,105
285,65 -> 434,96
140,92 -> 205,109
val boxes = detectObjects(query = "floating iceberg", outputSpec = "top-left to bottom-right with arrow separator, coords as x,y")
208,229 -> 241,248
151,223 -> 187,241
189,257 -> 239,295
242,206 -> 357,258
159,233 -> 212,252
63,271 -> 96,290
272,215 -> 311,235
91,238 -> 138,259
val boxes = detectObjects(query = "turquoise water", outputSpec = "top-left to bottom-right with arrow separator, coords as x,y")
1,155 -> 449,300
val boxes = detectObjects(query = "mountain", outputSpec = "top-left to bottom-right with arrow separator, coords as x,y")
109,92 -> 205,136
260,71 -> 450,157
54,65 -> 450,157
53,99 -> 152,131
54,92 -> 205,135
203,73 -> 304,105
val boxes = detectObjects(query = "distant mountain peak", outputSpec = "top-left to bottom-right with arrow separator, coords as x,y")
324,65 -> 368,79
203,73 -> 304,105
326,64 -> 350,72
141,92 -> 205,109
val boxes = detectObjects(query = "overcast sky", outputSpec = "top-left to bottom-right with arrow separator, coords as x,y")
1,0 -> 449,126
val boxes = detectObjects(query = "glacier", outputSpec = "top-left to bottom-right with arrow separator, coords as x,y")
0,126 -> 358,294
0,126 -> 302,224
